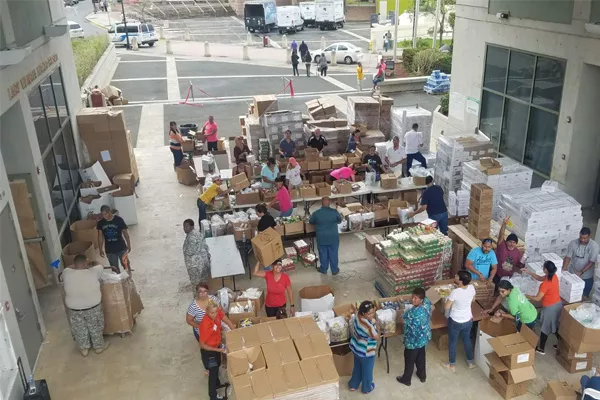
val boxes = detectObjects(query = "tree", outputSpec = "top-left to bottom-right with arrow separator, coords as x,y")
448,11 -> 455,49
408,0 -> 456,48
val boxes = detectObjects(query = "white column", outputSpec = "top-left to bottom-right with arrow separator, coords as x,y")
204,41 -> 211,57
392,0 -> 399,60
166,39 -> 173,54
243,44 -> 250,60
331,50 -> 337,65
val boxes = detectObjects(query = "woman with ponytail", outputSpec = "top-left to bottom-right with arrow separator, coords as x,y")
269,176 -> 293,217
526,261 -> 561,354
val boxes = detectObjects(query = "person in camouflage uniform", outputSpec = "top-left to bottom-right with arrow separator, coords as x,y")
183,219 -> 211,286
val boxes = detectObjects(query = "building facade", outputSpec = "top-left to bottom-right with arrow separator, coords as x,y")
0,0 -> 84,398
447,0 -> 600,207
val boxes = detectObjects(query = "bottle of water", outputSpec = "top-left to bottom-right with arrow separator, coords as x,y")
27,375 -> 36,395
242,231 -> 246,243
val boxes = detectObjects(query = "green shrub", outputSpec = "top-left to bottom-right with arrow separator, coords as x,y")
401,48 -> 420,73
440,93 -> 449,116
72,35 -> 109,87
398,37 -> 452,49
434,53 -> 452,74
411,48 -> 444,76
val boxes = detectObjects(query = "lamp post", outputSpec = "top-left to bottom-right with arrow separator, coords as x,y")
117,0 -> 130,50
392,0 -> 399,62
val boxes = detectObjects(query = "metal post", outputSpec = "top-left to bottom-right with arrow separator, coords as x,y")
204,41 -> 211,57
331,50 -> 337,65
247,32 -> 252,45
286,48 -> 291,64
392,0 -> 399,61
432,0 -> 441,48
412,0 -> 419,48
166,39 -> 173,54
282,34 -> 288,49
243,44 -> 249,60
121,0 -> 130,50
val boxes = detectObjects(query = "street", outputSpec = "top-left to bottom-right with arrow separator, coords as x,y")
64,0 -> 110,36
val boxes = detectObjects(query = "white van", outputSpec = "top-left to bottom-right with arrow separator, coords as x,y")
277,6 -> 304,34
299,2 -> 316,27
108,21 -> 157,47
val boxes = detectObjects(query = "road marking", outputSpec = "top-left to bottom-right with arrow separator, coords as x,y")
111,77 -> 167,82
339,29 -> 371,43
137,104 -> 165,148
118,60 -> 167,63
166,56 -> 180,101
178,73 -> 355,79
230,16 -> 245,26
321,76 -> 356,91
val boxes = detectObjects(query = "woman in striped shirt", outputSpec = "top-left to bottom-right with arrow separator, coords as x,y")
349,301 -> 379,394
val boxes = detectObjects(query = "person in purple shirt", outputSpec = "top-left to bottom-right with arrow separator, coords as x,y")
291,40 -> 297,51
494,216 -> 523,291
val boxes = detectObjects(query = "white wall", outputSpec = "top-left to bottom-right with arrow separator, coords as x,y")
448,0 -> 600,204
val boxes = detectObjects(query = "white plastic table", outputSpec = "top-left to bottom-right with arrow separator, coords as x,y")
206,235 -> 246,289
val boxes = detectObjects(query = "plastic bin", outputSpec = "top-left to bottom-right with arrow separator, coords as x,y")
179,123 -> 198,137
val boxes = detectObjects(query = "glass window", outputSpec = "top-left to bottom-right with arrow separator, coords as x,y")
69,23 -> 81,29
524,108 -> 558,176
479,91 -> 503,150
61,124 -> 81,190
324,45 -> 336,52
141,24 -> 148,32
483,46 -> 508,92
338,45 -> 348,51
148,24 -> 155,31
499,99 -> 528,161
532,56 -> 565,111
506,51 -> 535,101
52,137 -> 76,208
39,77 -> 60,137
50,70 -> 69,128
29,88 -> 52,155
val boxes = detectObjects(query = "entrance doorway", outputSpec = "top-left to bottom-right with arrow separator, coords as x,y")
0,206 -> 43,367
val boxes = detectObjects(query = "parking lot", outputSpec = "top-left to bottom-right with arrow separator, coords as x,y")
164,17 -> 371,51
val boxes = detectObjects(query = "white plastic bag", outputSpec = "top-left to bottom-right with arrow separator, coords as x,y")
398,207 -> 414,224
348,214 -> 363,232
365,171 -> 377,186
327,316 -> 349,343
376,309 -> 397,334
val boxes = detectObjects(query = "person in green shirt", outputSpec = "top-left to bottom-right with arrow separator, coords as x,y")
484,280 -> 537,331
309,196 -> 342,275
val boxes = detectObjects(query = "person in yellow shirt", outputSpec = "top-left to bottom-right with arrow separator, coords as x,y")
356,62 -> 364,91
198,175 -> 227,225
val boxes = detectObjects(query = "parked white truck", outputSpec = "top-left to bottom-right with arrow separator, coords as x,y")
315,0 -> 344,30
277,6 -> 305,33
299,2 -> 316,27
244,0 -> 277,33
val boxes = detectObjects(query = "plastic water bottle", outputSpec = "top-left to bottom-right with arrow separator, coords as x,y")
242,231 -> 246,243
27,375 -> 36,394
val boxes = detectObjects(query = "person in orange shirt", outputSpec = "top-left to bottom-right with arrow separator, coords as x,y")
525,261 -> 561,354
198,300 -> 229,400
202,116 -> 219,152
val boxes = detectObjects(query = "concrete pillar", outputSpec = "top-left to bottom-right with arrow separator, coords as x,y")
184,28 -> 191,41
166,39 -> 173,55
243,44 -> 250,60
331,50 -> 337,65
321,36 -> 325,49
131,37 -> 139,51
159,26 -> 165,40
204,41 -> 211,57
286,48 -> 291,64
282,34 -> 288,49
247,32 -> 252,45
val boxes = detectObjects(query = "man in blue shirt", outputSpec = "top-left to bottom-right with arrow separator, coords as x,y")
408,176 -> 448,234
465,238 -> 498,283
309,196 -> 342,275
582,368 -> 600,400
279,130 -> 296,158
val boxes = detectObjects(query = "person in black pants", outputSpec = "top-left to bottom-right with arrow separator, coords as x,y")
253,259 -> 295,318
198,301 -> 229,400
291,50 -> 300,76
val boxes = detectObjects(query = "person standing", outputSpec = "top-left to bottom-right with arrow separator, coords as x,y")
563,227 -> 599,299
349,301 -> 379,394
308,129 -> 328,152
285,157 -> 303,189
253,259 -> 295,317
441,271 -> 476,372
465,238 -> 498,283
397,287 -> 431,386
347,130 -> 361,152
269,177 -> 293,217
309,196 -> 342,275
61,254 -> 110,357
362,145 -> 384,178
169,121 -> 184,167
384,136 -> 407,176
525,261 -> 561,354
408,176 -> 449,235
291,40 -> 298,52
304,50 -> 312,77
197,175 -> 227,225
403,123 -> 427,174
198,300 -> 230,400
356,62 -> 364,91
383,32 -> 390,51
494,216 -> 523,289
319,53 -> 328,76
233,136 -> 251,164
255,203 -> 277,232
299,40 -> 308,60
484,280 -> 538,332
261,158 -> 280,189
279,130 -> 296,158
202,116 -> 219,152
97,205 -> 131,272
182,219 -> 211,287
291,50 -> 300,76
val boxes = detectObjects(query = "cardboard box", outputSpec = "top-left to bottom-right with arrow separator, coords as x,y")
388,199 -> 410,218
432,328 -> 449,350
112,173 -> 136,195
305,148 -> 320,161
181,138 -> 195,152
346,202 -> 363,212
403,190 -> 419,207
487,325 -> 538,369
300,184 -> 317,198
331,343 -> 353,377
368,203 -> 389,221
228,301 -> 258,326
231,173 -> 250,192
330,156 -> 346,168
343,153 -> 360,165
471,183 -> 494,202
314,182 -> 331,197
541,381 -> 578,400
319,157 -> 331,170
412,176 -> 427,186
232,222 -> 253,241
293,333 -> 330,360
261,338 -> 300,368
237,291 -> 265,313
304,221 -> 315,233
260,189 -> 277,203
365,234 -> 381,255
254,95 -> 278,117
558,302 -> 600,352
70,220 -> 99,249
333,180 -> 353,195
299,285 -> 335,312
100,276 -> 143,335
226,326 -> 262,352
236,191 -> 261,205
380,173 -> 398,189
62,241 -> 96,267
251,227 -> 284,267
556,355 -> 592,373
299,356 -> 339,387
274,224 -> 285,236
284,220 -> 304,236
556,337 -> 591,360
479,317 -> 517,337
310,175 -> 325,184
176,166 -> 197,186
480,158 -> 502,175
228,347 -> 266,377
307,161 -> 320,171
488,366 -> 530,400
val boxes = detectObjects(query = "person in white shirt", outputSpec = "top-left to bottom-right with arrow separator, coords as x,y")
384,136 -> 407,176
441,271 -> 476,372
285,157 -> 304,189
403,123 -> 427,176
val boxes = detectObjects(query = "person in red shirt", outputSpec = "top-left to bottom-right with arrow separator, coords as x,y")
253,259 -> 295,317
493,216 -> 523,291
525,261 -> 561,354
202,116 -> 219,152
198,300 -> 228,400
269,177 -> 293,217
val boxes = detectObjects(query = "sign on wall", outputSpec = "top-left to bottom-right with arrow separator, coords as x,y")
466,97 -> 480,116
6,54 -> 59,101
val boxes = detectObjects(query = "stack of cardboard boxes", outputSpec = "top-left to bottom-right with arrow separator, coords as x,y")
485,325 -> 538,399
262,110 -> 305,158
390,106 -> 432,150
555,337 -> 593,373
346,96 -> 380,130
557,303 -> 600,373
303,122 -> 352,156
468,183 -> 493,239
306,99 -> 337,120
244,95 -> 278,156
377,95 -> 394,138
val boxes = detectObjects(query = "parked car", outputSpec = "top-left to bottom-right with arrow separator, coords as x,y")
68,21 -> 85,39
313,42 -> 362,64
108,21 -> 158,47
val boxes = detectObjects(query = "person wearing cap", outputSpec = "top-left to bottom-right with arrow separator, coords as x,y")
563,227 -> 599,299
279,130 -> 296,158
308,129 -> 328,152
310,196 -> 342,275
197,175 -> 227,225
494,216 -> 523,290
465,238 -> 498,285
330,165 -> 356,182
285,157 -> 304,189
407,176 -> 448,235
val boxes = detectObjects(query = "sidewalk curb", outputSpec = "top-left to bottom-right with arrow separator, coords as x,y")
85,13 -> 109,31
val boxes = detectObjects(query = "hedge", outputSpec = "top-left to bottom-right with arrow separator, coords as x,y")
72,35 -> 109,87
440,93 -> 449,116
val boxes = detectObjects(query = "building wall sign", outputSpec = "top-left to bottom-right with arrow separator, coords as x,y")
7,54 -> 59,100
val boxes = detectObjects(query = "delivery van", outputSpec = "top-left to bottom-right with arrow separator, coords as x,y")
277,6 -> 304,33
315,0 -> 345,30
244,0 -> 277,33
299,2 -> 316,27
108,21 -> 157,47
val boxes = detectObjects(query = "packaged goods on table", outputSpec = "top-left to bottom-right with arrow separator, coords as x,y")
229,300 -> 254,315
285,247 -> 299,261
294,239 -> 310,254
509,272 -> 541,296
317,310 -> 335,322
376,309 -> 397,334
560,271 -> 584,303
302,252 -> 317,267
239,288 -> 263,301
281,258 -> 296,272
210,215 -> 227,237
362,212 -> 375,229
348,214 -> 363,232
239,318 -> 255,328
327,316 -> 350,343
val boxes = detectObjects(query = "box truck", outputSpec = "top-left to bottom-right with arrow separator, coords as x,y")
244,0 -> 277,33
315,0 -> 344,30
277,6 -> 305,33
299,2 -> 316,27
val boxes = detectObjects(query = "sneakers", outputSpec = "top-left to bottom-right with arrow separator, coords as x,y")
80,348 -> 89,357
332,270 -> 339,276
535,347 -> 546,355
95,342 -> 111,354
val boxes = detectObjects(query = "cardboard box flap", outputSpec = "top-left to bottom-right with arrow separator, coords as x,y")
250,369 -> 273,399
425,287 -> 443,305
299,316 -> 322,335
278,338 -> 300,364
506,365 -> 536,384
267,366 -> 289,396
257,323 -> 274,344
228,347 -> 266,377
485,352 -> 509,372
299,359 -> 322,387
268,320 -> 290,341
226,329 -> 244,352
261,342 -> 282,367
333,303 -> 355,318
519,324 -> 539,348
488,325 -> 537,357
284,318 -> 304,339
283,362 -> 307,392
315,355 -> 339,384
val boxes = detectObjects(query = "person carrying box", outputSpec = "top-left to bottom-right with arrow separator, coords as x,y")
197,175 -> 227,226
